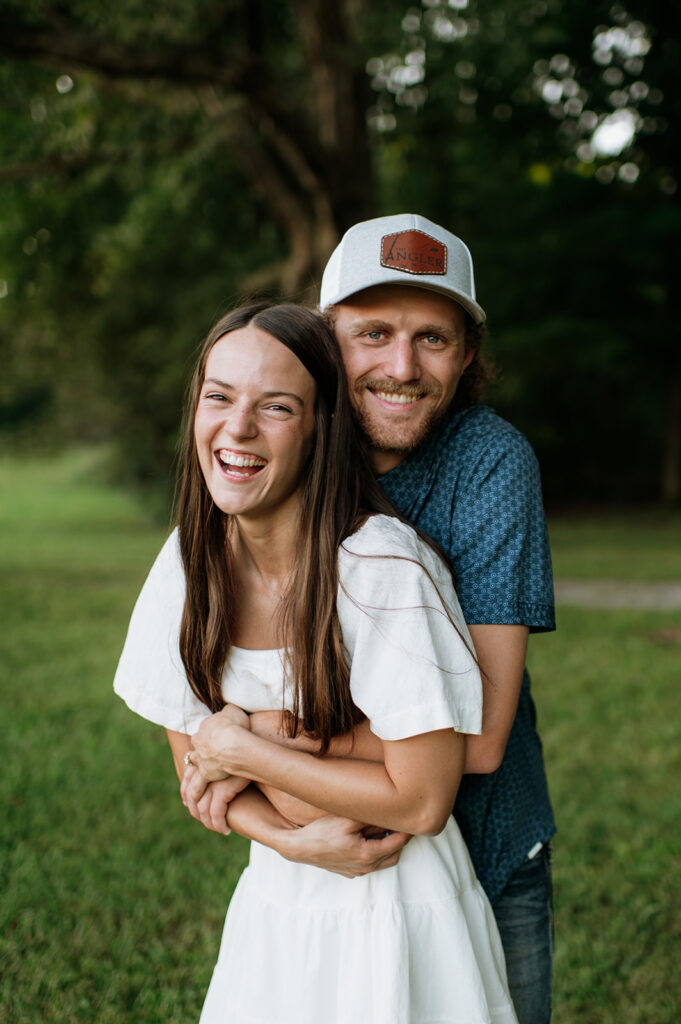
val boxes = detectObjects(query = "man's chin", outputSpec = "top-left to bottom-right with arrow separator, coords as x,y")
355,408 -> 438,457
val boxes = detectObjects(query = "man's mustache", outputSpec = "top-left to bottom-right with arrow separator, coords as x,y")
359,378 -> 440,399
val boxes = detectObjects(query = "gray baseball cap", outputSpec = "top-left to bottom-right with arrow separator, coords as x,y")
320,213 -> 485,323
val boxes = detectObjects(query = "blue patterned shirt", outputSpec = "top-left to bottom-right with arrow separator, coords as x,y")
380,404 -> 556,903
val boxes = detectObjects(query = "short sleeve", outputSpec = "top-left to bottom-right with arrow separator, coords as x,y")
113,530 -> 211,735
337,518 -> 482,741
450,432 -> 555,631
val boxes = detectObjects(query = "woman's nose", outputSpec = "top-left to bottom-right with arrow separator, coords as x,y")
225,403 -> 258,439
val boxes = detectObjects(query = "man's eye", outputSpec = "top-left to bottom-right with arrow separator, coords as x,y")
366,331 -> 383,341
422,334 -> 444,346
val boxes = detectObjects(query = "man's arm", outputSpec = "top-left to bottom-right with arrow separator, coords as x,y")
227,787 -> 409,878
463,623 -> 528,774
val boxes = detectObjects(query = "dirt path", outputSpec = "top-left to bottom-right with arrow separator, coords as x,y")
554,580 -> 681,610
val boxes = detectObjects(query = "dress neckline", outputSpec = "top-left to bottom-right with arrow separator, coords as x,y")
230,644 -> 285,655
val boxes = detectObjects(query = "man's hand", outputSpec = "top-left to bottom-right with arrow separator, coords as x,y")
277,814 -> 411,878
181,764 -> 250,835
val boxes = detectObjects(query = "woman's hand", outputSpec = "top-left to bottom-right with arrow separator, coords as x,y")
192,703 -> 252,776
181,764 -> 251,835
187,750 -> 231,783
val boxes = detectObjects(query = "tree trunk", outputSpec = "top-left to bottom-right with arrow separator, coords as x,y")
0,0 -> 377,297
661,356 -> 681,504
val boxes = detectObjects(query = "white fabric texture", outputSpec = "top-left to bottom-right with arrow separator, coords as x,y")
113,516 -> 482,739
202,825 -> 517,1024
114,529 -> 210,735
114,515 -> 517,1024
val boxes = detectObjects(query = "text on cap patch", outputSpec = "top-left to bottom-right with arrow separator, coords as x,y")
380,230 -> 447,276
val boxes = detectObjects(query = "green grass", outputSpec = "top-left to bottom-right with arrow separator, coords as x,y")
1,450 -> 680,1022
547,513 -> 681,580
0,450 -> 250,1023
527,608 -> 681,1023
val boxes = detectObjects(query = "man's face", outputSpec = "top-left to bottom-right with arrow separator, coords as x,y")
333,284 -> 474,473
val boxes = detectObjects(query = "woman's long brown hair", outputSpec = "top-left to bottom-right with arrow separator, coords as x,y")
175,303 -> 400,753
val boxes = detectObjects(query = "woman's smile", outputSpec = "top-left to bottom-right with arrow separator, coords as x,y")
216,447 -> 268,479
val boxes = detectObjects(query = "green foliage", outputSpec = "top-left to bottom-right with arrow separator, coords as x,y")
371,0 -> 680,503
0,0 -> 679,503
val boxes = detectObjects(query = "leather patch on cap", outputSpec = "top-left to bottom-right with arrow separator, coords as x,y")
380,230 -> 447,276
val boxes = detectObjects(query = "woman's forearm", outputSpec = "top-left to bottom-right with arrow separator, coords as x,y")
226,785 -> 300,843
255,782 -> 328,827
249,716 -> 386,827
249,712 -> 384,761
198,722 -> 464,837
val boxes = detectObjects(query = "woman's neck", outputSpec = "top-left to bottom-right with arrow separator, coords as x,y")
232,498 -> 301,592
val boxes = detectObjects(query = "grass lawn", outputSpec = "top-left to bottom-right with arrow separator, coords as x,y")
547,512 -> 681,580
1,450 -> 679,1022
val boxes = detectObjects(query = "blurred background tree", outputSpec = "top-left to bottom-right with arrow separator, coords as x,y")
0,0 -> 678,505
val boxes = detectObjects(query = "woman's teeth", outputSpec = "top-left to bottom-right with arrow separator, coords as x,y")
217,449 -> 266,468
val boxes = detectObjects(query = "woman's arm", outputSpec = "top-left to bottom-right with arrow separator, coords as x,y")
167,728 -> 250,835
193,710 -> 465,837
167,718 -> 386,834
167,725 -> 411,872
167,728 -> 194,782
249,712 -> 384,761
248,712 -> 386,825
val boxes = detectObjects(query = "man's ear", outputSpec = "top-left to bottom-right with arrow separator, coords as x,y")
463,349 -> 476,371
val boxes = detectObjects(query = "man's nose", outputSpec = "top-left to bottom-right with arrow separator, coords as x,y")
384,336 -> 420,382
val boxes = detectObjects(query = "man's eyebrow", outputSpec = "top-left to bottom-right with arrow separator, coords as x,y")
345,318 -> 388,333
418,323 -> 458,335
203,378 -> 304,406
346,319 -> 460,338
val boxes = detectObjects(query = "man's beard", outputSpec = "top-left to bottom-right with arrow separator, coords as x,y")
352,379 -> 444,457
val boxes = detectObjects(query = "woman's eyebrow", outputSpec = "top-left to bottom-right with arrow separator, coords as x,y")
261,391 -> 305,407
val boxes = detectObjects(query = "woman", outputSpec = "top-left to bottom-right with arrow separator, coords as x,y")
114,303 -> 517,1024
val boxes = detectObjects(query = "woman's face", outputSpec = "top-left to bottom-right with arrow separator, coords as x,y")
194,326 -> 317,523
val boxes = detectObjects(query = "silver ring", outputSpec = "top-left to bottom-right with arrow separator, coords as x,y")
184,752 -> 194,767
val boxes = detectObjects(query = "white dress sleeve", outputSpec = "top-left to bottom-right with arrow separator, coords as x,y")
113,529 -> 211,735
337,516 -> 482,742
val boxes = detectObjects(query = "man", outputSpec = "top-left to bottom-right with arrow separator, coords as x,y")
186,214 -> 556,1023
318,215 -> 556,1023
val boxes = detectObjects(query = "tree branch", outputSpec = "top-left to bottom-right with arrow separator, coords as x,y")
0,9 -> 253,89
0,132 -> 200,184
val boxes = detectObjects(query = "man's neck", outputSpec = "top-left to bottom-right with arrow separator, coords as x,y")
370,449 -> 407,476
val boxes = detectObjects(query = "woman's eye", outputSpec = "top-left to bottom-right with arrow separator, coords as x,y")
205,392 -> 228,401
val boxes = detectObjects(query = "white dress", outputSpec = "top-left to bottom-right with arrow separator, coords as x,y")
114,516 -> 518,1024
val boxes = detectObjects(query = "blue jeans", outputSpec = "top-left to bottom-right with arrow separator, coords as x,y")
492,845 -> 554,1024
